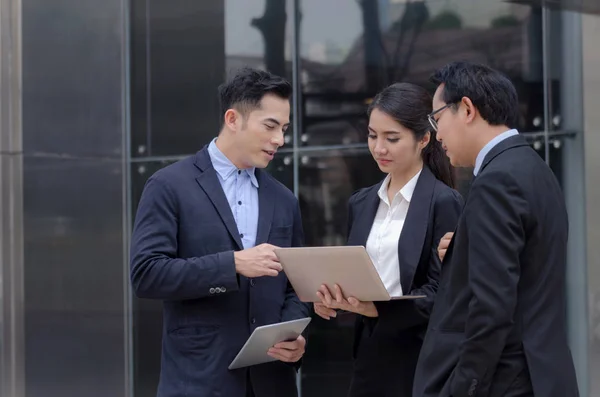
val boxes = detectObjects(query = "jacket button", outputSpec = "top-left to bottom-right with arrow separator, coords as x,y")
221,287 -> 226,293
251,318 -> 256,324
209,288 -> 215,294
250,279 -> 255,287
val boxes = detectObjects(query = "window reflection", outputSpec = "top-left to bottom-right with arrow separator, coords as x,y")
131,0 -> 294,158
299,0 -> 544,149
297,1 -> 542,395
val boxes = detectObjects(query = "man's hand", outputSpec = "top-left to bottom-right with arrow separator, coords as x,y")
316,284 -> 378,318
267,335 -> 306,363
438,232 -> 454,262
234,243 -> 282,278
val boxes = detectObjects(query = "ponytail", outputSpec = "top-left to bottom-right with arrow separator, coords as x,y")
423,129 -> 455,188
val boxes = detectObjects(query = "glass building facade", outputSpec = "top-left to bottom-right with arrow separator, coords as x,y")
1,0 -> 600,396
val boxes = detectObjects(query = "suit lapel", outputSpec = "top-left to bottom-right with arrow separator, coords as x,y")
255,170 -> 273,245
445,135 -> 528,263
479,134 -> 529,175
397,167 -> 435,293
347,183 -> 382,246
193,147 -> 243,250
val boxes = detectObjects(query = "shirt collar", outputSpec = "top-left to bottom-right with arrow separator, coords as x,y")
473,129 -> 519,176
207,138 -> 259,187
377,168 -> 422,206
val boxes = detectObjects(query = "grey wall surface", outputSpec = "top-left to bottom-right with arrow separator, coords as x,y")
582,13 -> 600,397
559,11 -> 589,397
21,0 -> 130,396
0,0 -> 24,395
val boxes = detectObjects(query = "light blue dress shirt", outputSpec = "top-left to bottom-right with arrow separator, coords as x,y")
207,139 -> 259,249
473,129 -> 519,176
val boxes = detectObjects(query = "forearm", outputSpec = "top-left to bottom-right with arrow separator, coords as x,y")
131,251 -> 240,300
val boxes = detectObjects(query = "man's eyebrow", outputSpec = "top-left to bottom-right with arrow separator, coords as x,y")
264,118 -> 290,126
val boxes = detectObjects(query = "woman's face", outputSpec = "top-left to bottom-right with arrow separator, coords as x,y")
368,108 -> 427,175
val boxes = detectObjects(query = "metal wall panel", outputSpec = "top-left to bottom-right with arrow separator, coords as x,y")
582,14 -> 600,397
21,0 -> 130,395
558,11 -> 589,397
0,0 -> 24,396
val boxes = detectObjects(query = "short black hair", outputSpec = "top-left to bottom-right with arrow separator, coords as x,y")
218,67 -> 292,120
430,61 -> 519,129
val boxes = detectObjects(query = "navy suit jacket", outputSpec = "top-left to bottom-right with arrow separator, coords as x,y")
346,167 -> 463,396
130,146 -> 309,397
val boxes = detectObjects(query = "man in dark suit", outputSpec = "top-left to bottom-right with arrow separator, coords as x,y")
130,67 -> 309,397
413,61 -> 579,397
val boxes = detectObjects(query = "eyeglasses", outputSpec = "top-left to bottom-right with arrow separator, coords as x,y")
427,103 -> 453,132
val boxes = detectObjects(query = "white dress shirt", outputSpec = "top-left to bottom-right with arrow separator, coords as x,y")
365,169 -> 422,297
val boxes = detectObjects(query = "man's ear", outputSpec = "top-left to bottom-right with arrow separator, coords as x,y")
461,97 -> 476,124
223,108 -> 241,131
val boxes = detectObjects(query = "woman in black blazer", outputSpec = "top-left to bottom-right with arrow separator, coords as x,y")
314,82 -> 463,397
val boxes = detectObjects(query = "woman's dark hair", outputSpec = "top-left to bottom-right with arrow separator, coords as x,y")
367,82 -> 455,188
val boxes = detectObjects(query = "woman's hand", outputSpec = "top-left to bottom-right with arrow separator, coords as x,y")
438,231 -> 454,261
316,284 -> 378,318
314,302 -> 337,320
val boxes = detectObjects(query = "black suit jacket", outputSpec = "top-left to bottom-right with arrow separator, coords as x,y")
130,146 -> 309,397
346,166 -> 463,396
413,135 -> 579,397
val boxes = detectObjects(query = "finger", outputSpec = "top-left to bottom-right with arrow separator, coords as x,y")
274,340 -> 301,350
316,291 -> 327,304
442,232 -> 454,241
262,243 -> 280,250
333,284 -> 344,303
314,309 -> 330,320
266,261 -> 283,272
347,297 -> 360,307
267,350 -> 300,363
265,250 -> 280,261
260,268 -> 279,277
268,347 -> 297,362
314,303 -> 332,319
439,249 -> 446,261
315,303 -> 336,318
320,286 -> 333,306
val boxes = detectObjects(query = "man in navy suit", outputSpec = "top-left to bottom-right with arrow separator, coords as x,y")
130,67 -> 309,397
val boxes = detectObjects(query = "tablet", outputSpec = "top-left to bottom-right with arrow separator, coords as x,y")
275,246 -> 425,303
228,317 -> 312,370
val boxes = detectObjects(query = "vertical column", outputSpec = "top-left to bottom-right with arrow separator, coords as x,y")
20,0 -> 131,395
0,1 -> 24,397
559,10 -> 589,397
582,13 -> 600,397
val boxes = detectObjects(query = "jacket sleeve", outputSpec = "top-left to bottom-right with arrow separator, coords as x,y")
371,189 -> 464,335
450,172 -> 527,397
130,175 -> 239,301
